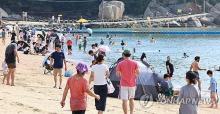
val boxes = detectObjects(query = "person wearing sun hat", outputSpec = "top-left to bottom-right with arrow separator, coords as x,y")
61,62 -> 100,114
116,50 -> 139,114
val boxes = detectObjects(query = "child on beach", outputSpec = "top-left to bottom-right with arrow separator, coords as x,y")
207,70 -> 218,108
61,63 -> 100,114
2,61 -> 8,84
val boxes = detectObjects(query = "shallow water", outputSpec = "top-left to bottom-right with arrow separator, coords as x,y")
65,28 -> 220,97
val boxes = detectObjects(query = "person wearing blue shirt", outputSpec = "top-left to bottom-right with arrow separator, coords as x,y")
50,44 -> 67,89
207,70 -> 218,108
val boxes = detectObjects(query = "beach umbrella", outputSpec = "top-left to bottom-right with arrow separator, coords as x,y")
99,45 -> 111,52
77,18 -> 89,23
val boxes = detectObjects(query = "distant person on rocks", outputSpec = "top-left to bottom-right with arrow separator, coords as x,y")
50,44 -> 67,89
5,42 -> 20,86
60,63 -> 100,114
178,71 -> 199,114
116,50 -> 139,114
190,56 -> 206,91
166,56 -> 174,77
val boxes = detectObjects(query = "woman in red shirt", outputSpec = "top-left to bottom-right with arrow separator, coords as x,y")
61,63 -> 100,114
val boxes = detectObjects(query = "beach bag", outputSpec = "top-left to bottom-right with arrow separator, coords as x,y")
107,78 -> 115,94
64,70 -> 73,77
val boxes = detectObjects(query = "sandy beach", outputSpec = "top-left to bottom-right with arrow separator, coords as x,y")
0,38 -> 219,114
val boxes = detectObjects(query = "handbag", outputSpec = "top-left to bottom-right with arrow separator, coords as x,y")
106,78 -> 115,94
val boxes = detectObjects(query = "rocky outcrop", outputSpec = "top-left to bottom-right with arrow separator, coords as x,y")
209,3 -> 220,25
144,0 -> 173,18
0,8 -> 8,17
98,1 -> 125,20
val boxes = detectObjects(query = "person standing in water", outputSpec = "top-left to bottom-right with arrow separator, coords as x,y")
190,56 -> 206,91
166,56 -> 174,77
121,40 -> 125,50
83,37 -> 87,52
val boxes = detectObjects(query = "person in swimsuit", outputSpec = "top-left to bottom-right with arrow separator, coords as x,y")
190,56 -> 206,91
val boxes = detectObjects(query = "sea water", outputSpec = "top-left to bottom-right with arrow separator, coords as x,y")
64,28 -> 220,98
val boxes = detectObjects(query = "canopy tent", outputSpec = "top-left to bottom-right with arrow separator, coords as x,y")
108,60 -> 164,100
77,18 -> 89,23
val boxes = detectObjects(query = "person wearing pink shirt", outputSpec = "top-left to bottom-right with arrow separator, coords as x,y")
116,50 -> 139,114
60,63 -> 100,114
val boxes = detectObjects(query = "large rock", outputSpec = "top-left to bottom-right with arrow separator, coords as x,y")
98,1 -> 124,20
210,3 -> 220,25
144,0 -> 173,18
0,8 -> 8,17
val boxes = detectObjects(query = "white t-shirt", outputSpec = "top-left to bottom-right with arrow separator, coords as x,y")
91,64 -> 109,85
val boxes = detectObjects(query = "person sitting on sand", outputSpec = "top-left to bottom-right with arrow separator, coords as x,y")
60,63 -> 100,114
178,71 -> 199,114
160,74 -> 173,97
2,61 -> 8,84
207,70 -> 218,108
50,44 -> 67,89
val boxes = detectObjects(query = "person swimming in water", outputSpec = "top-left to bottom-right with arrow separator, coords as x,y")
121,40 -> 125,50
183,52 -> 189,58
150,37 -> 156,43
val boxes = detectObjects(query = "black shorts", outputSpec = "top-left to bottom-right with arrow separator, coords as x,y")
72,110 -> 85,114
68,45 -> 72,50
94,84 -> 108,111
7,63 -> 16,69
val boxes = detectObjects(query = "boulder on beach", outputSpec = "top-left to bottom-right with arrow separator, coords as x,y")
98,1 -> 125,20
